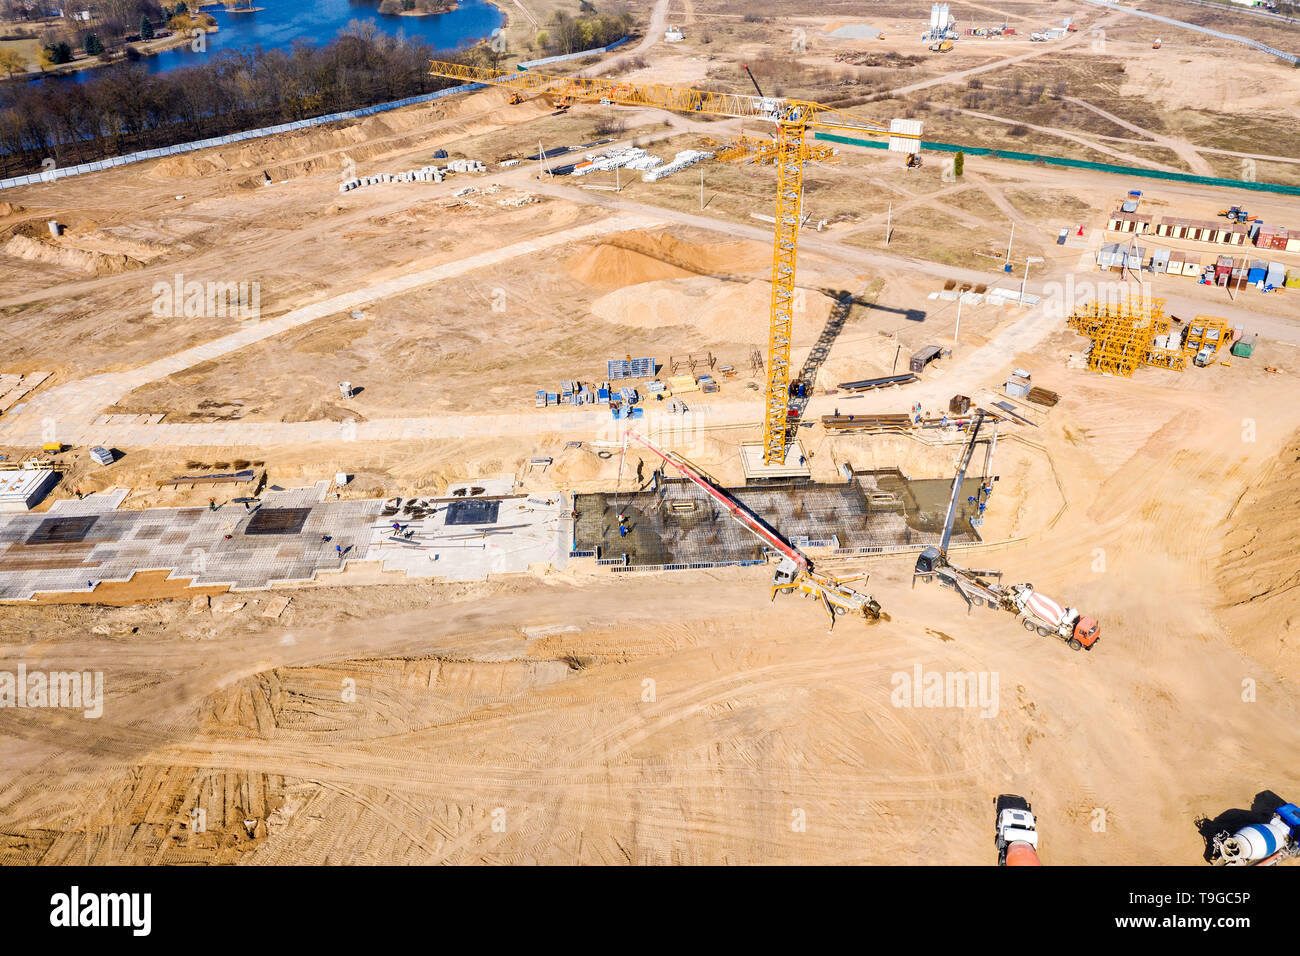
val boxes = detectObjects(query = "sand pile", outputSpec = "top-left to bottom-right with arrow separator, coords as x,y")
568,242 -> 695,288
0,202 -> 24,217
567,231 -> 769,289
1217,429 -> 1300,683
590,275 -> 833,344
3,233 -> 143,275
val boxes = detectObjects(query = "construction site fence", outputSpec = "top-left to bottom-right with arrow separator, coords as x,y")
0,37 -> 631,193
815,133 -> 1300,197
1074,0 -> 1299,64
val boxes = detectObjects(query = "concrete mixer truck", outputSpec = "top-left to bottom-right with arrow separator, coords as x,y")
1211,803 -> 1300,866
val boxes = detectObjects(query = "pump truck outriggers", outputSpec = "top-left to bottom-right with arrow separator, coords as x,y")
911,409 -> 1101,650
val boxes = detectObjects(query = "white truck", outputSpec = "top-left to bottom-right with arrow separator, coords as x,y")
995,795 -> 1042,866
1004,583 -> 1100,651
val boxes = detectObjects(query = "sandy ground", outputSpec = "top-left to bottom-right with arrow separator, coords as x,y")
0,1 -> 1298,865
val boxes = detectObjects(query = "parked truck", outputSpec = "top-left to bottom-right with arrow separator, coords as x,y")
1211,803 -> 1300,866
1003,583 -> 1100,651
995,795 -> 1042,866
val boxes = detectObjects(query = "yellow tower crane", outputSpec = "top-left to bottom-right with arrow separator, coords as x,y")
427,60 -> 923,464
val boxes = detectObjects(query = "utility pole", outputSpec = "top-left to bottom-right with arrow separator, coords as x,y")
1004,221 -> 1015,272
953,295 -> 963,344
886,201 -> 892,245
699,166 -> 704,210
1020,256 -> 1043,307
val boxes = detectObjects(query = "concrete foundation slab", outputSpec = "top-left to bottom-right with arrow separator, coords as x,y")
738,441 -> 813,481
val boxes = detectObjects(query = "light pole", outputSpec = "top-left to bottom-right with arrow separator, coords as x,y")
1020,256 -> 1043,307
953,295 -> 963,345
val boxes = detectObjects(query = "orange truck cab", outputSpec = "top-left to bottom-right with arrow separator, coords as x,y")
1074,616 -> 1100,649
1004,842 -> 1042,866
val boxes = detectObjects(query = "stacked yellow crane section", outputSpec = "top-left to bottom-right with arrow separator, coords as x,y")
1183,316 -> 1230,356
427,59 -> 920,463
1066,294 -> 1186,375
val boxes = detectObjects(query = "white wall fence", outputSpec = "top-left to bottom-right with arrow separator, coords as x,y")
1078,0 -> 1299,64
0,36 -> 631,192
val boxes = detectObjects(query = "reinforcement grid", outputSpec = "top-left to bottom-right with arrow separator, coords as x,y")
573,475 -> 983,567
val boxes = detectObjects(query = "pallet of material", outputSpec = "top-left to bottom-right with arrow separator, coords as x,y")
667,375 -> 700,393
158,469 -> 256,487
1026,386 -> 1059,407
821,413 -> 913,431
837,372 -> 918,392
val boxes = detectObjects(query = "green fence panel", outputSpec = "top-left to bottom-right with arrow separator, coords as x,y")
814,132 -> 1300,197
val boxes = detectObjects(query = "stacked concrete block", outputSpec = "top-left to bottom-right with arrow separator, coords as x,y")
642,149 -> 715,181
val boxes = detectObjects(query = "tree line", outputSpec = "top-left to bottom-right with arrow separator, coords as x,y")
0,24 -> 470,177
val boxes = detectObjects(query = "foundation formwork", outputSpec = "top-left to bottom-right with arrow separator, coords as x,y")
573,472 -> 985,567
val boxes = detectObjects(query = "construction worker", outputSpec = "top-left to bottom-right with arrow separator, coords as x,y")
336,544 -> 343,556
618,522 -> 628,538
208,497 -> 216,511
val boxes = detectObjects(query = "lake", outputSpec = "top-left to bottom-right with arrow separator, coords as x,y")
67,0 -> 504,79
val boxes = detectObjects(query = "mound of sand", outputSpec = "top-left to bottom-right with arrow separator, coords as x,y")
590,275 -> 834,344
567,230 -> 769,289
3,233 -> 143,275
1217,429 -> 1300,683
0,202 -> 24,217
567,243 -> 694,288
